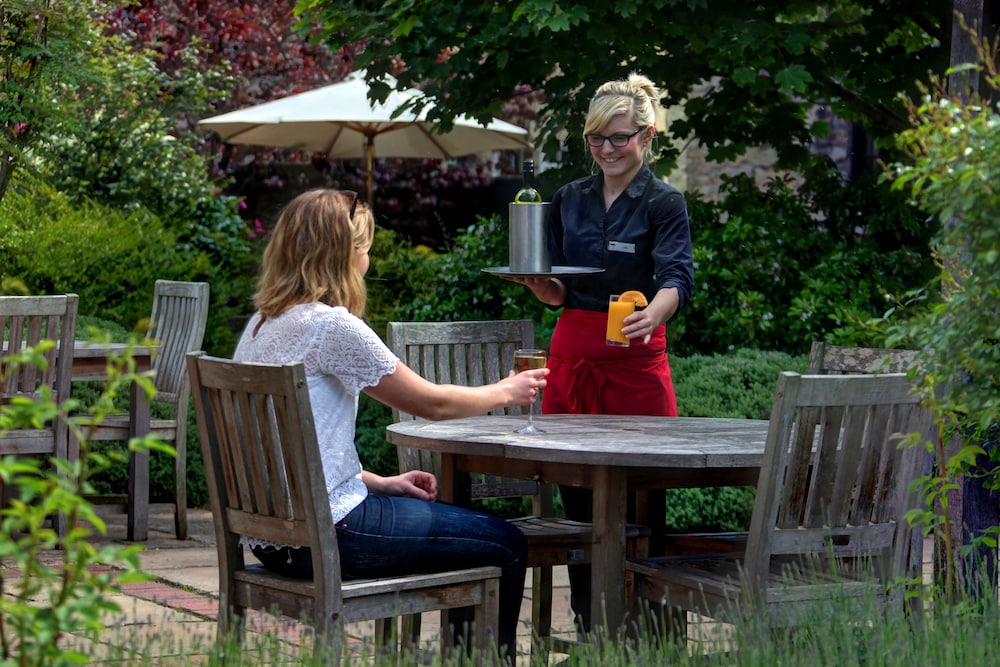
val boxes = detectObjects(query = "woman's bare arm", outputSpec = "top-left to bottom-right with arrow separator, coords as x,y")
364,361 -> 548,421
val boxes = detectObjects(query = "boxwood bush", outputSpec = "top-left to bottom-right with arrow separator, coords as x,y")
682,160 -> 936,357
665,348 -> 808,532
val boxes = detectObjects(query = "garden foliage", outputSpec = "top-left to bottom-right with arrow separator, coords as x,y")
885,32 -> 1000,599
302,0 -> 952,181
0,178 -> 187,325
684,159 -> 936,356
0,342 -> 161,667
1,6 -> 256,357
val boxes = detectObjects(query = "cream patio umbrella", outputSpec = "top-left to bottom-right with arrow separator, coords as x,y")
198,70 -> 530,204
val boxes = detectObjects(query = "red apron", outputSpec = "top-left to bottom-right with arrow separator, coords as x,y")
541,309 -> 677,416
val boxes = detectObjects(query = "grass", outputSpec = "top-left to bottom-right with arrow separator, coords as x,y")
80,585 -> 1000,667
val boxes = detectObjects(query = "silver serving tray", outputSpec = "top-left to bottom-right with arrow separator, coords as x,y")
482,266 -> 605,278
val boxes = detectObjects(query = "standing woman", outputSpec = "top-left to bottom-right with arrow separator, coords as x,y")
233,189 -> 547,662
510,73 -> 694,631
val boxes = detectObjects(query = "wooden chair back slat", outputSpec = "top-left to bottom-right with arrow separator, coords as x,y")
147,280 -> 210,398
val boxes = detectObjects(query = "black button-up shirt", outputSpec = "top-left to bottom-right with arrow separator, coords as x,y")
547,165 -> 694,313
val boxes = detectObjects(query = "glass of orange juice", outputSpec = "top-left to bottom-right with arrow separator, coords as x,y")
606,295 -> 633,347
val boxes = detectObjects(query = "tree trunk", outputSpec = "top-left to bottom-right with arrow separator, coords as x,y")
0,151 -> 13,204
945,0 -> 1000,601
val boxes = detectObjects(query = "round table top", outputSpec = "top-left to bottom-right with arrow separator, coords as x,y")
386,414 -> 770,470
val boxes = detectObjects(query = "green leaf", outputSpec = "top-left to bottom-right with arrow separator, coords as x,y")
774,64 -> 813,95
732,67 -> 758,87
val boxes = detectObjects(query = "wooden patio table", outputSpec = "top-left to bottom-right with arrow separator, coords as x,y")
72,341 -> 154,541
385,413 -> 769,632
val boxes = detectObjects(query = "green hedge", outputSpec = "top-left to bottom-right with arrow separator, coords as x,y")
0,175 -> 257,358
682,161 -> 936,356
665,348 -> 808,532
672,348 -> 808,419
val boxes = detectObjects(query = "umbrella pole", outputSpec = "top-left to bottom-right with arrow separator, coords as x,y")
366,136 -> 375,205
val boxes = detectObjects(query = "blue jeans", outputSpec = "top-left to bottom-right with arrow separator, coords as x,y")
252,493 -> 527,658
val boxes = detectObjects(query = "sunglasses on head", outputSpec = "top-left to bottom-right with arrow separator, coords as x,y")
335,189 -> 359,219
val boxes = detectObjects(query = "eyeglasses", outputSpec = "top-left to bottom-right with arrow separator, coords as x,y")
584,128 -> 644,148
336,189 -> 359,219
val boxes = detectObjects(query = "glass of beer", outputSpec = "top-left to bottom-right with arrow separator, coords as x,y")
513,348 -> 547,434
606,295 -> 634,347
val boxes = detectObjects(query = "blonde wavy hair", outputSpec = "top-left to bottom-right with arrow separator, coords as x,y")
254,189 -> 374,318
583,72 -> 660,164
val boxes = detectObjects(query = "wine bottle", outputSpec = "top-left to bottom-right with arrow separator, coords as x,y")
513,159 -> 543,203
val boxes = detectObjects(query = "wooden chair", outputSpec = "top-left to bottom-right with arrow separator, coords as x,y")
0,294 -> 79,536
661,342 -> 923,558
387,320 -> 541,502
186,352 -> 501,663
386,319 -> 649,659
84,280 -> 209,539
627,371 -> 932,645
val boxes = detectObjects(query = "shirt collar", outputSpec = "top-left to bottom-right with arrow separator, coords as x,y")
624,165 -> 654,198
585,164 -> 653,199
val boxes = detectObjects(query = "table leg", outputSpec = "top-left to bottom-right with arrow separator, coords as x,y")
127,379 -> 150,541
438,453 -> 456,504
634,489 -> 667,555
591,465 -> 627,631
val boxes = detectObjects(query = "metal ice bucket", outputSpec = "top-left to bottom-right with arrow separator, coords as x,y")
508,202 -> 551,273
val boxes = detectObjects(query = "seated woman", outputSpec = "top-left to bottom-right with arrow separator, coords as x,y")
233,188 -> 546,661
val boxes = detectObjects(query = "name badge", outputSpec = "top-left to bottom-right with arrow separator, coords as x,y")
608,241 -> 635,254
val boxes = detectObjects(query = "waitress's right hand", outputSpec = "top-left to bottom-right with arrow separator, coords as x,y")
505,276 -> 566,307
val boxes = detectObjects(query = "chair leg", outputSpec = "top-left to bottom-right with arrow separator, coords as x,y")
173,436 -> 187,539
628,594 -> 688,648
530,565 -> 553,663
666,606 -> 688,644
374,617 -> 398,657
400,613 -> 421,648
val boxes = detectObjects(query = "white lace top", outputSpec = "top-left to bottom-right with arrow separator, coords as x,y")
233,302 -> 399,543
